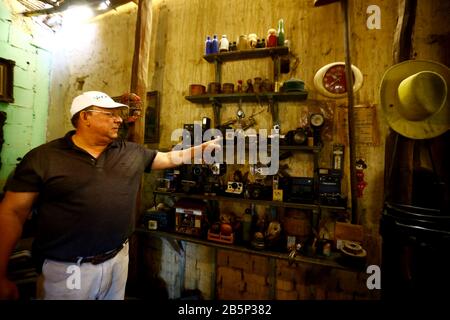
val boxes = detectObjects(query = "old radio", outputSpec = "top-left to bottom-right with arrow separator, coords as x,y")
142,208 -> 173,231
318,168 -> 346,206
287,177 -> 315,203
174,199 -> 207,237
318,168 -> 341,194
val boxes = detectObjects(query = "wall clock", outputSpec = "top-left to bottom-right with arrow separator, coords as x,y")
313,62 -> 363,98
310,113 -> 325,128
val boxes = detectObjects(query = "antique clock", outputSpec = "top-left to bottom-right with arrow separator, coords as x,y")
310,113 -> 325,146
313,62 -> 363,98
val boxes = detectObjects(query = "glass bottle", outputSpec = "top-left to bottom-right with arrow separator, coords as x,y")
205,35 -> 212,55
277,19 -> 285,46
211,34 -> 219,54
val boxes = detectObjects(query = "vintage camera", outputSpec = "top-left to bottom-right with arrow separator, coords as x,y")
192,164 -> 205,176
178,164 -> 206,193
245,183 -> 272,200
156,169 -> 180,192
210,163 -> 226,176
285,128 -> 308,146
226,181 -> 244,195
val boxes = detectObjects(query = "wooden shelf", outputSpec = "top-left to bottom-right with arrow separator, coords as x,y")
203,46 -> 289,63
279,145 -> 321,153
185,91 -> 308,104
153,191 -> 346,211
136,228 -> 359,271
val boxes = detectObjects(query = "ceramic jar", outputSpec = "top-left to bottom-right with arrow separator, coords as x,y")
219,35 -> 229,52
237,35 -> 248,51
266,28 -> 277,47
248,33 -> 258,48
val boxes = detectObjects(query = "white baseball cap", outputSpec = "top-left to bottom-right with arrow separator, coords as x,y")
70,91 -> 128,117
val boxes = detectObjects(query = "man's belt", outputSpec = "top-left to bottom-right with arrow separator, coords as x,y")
47,240 -> 128,265
81,243 -> 125,265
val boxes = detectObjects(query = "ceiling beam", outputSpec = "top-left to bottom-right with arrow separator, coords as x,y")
22,0 -> 131,17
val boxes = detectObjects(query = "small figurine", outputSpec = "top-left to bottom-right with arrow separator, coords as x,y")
246,79 -> 254,93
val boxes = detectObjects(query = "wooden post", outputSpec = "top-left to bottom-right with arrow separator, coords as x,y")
127,0 -> 153,297
340,0 -> 359,223
393,0 -> 417,63
129,0 -> 152,144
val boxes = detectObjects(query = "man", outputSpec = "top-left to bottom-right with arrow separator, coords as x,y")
0,91 -> 220,300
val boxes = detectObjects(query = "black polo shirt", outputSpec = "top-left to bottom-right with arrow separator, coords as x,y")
5,131 -> 158,260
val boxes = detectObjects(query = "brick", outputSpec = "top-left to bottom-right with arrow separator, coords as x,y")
217,287 -> 245,300
228,251 -> 252,272
218,266 -> 242,287
243,272 -> 267,287
296,283 -> 317,300
244,284 -> 270,300
334,269 -> 360,292
0,2 -> 12,20
8,26 -> 32,50
3,105 -> 33,125
251,255 -> 270,275
276,289 -> 298,300
0,19 -> 10,42
0,45 -> 22,63
276,279 -> 294,291
13,67 -> 33,90
216,250 -> 229,266
277,264 -> 295,281
11,87 -> 33,108
3,123 -> 32,147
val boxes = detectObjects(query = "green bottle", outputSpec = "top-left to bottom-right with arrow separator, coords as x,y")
277,19 -> 285,46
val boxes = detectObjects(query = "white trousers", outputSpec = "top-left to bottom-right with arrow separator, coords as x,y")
36,242 -> 129,300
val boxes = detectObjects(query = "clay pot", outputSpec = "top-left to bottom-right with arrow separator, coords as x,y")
189,84 -> 206,96
208,82 -> 221,94
222,83 -> 234,94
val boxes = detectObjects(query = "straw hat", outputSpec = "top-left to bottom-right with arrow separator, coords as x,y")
380,60 -> 449,139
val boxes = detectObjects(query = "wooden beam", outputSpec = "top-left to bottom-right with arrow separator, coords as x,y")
314,0 -> 340,7
385,0 -> 417,205
339,0 -> 359,223
393,0 -> 417,63
129,0 -> 152,144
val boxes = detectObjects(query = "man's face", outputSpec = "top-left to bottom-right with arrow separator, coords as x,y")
84,107 -> 128,141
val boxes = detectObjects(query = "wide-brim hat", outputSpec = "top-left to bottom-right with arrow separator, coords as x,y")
380,60 -> 449,139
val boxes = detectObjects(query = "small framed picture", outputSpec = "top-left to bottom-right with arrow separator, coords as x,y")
0,58 -> 15,103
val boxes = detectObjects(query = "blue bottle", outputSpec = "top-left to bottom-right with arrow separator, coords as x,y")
211,34 -> 219,54
205,35 -> 212,55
